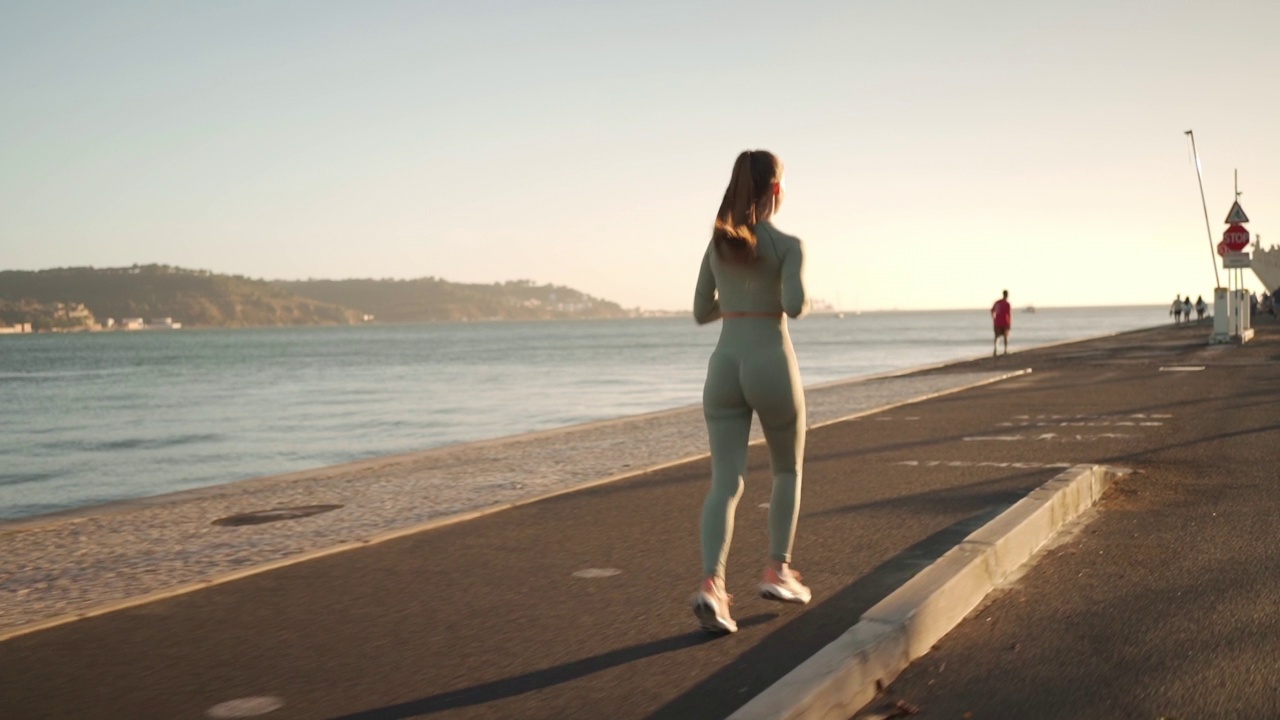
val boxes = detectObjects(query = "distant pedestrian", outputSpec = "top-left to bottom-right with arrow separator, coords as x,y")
991,290 -> 1012,356
1182,297 -> 1192,323
690,149 -> 811,635
1195,296 -> 1207,320
1170,295 -> 1182,324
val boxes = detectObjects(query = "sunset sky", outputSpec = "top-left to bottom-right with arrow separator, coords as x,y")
3,1 -> 1277,311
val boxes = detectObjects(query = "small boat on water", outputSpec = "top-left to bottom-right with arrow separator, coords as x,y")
1024,305 -> 1036,314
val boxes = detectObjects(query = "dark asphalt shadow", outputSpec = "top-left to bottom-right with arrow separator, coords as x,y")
808,481 -> 1031,519
1104,420 -> 1280,466
645,503 -> 1015,720
323,616 -> 777,719
803,429 -> 1005,463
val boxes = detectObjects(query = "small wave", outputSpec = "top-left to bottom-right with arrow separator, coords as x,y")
0,367 -> 138,381
0,502 -> 73,521
0,471 -> 63,488
99,433 -> 225,451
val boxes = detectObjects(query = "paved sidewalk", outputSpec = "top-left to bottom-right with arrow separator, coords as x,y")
2,321 -> 1271,719
862,318 -> 1280,719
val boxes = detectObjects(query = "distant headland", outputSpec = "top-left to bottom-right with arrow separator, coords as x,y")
0,265 -> 649,332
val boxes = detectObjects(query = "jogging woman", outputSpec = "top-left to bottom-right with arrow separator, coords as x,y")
690,150 -> 811,634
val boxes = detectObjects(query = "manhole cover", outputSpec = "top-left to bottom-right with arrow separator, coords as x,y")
213,505 -> 343,527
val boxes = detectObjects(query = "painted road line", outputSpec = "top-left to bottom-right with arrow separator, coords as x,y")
572,568 -> 622,579
996,413 -> 1169,428
205,696 -> 285,718
895,461 -> 1075,469
1009,413 -> 1171,419
963,433 -> 1133,442
993,420 -> 1167,425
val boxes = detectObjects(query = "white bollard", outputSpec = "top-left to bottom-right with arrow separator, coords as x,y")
1210,287 -> 1232,344
1234,289 -> 1254,342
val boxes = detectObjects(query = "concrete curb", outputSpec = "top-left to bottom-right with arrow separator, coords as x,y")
728,463 -> 1129,720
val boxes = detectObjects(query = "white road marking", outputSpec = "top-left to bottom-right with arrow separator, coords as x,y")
1008,413 -> 1171,420
572,568 -> 622,578
965,433 -> 1131,443
976,411 -> 1165,444
993,417 -> 1167,422
758,503 -> 770,509
895,460 -> 1074,469
1159,366 -> 1205,372
995,413 -> 1166,429
206,697 -> 285,718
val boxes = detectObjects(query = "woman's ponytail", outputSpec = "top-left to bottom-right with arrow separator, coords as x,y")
712,150 -> 779,264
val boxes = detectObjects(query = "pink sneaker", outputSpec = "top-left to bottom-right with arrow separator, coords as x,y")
759,567 -> 811,604
690,578 -> 737,634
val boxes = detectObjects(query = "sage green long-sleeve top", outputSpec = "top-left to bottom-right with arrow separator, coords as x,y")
693,221 -> 808,324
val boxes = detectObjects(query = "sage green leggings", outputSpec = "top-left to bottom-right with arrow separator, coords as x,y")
700,317 -> 806,579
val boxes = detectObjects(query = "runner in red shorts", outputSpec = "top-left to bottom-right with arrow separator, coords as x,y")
991,290 -> 1011,356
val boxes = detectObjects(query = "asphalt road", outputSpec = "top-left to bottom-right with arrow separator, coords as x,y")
2,319 -> 1272,720
867,318 -> 1280,719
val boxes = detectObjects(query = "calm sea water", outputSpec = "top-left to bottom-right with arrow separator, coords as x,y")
0,307 -> 1164,520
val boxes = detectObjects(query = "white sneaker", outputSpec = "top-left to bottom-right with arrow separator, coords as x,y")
759,567 -> 811,604
690,578 -> 737,634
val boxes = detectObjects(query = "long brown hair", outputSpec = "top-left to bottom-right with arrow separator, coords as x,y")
712,150 -> 781,264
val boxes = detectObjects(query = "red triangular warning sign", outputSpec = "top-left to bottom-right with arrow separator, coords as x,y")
1225,201 -> 1249,224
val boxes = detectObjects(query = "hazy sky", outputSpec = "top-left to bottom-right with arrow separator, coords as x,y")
3,1 -> 1278,310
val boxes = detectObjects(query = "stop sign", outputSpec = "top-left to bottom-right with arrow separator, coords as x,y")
1222,223 -> 1250,252
1218,240 -> 1228,257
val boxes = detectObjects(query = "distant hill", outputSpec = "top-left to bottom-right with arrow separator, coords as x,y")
0,265 -> 630,330
274,278 -> 627,323
0,265 -> 358,329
